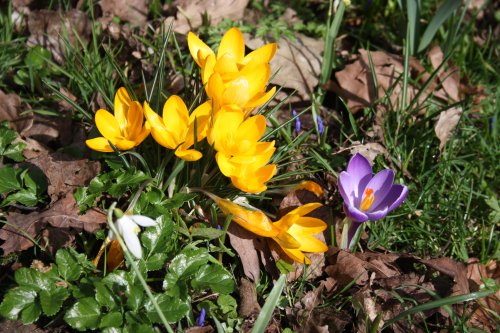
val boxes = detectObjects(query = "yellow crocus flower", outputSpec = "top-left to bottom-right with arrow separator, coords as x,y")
144,97 -> 211,161
272,203 -> 328,264
188,27 -> 277,115
207,110 -> 276,193
86,87 -> 150,152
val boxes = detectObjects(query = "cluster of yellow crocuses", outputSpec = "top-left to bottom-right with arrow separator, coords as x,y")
86,27 -> 277,193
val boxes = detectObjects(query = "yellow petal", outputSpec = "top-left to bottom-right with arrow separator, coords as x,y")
206,73 -> 225,105
85,137 -> 113,152
115,139 -> 137,150
221,76 -> 250,106
133,121 -> 151,146
241,43 -> 277,66
273,230 -> 301,249
208,110 -> 244,151
240,63 -> 271,100
175,146 -> 202,161
236,115 -> 266,143
188,32 -> 214,68
213,54 -> 239,75
162,95 -> 189,145
291,217 -> 327,234
293,234 -> 328,253
143,102 -> 166,130
125,101 -> 145,139
287,203 -> 323,217
215,153 -> 236,177
216,198 -> 279,237
245,86 -> 276,110
95,109 -> 122,140
201,53 -> 216,85
217,27 -> 245,63
114,87 -> 132,130
281,247 -> 310,264
294,181 -> 324,198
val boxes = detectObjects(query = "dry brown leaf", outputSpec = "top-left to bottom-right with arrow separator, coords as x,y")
27,152 -> 101,203
330,49 -> 448,113
100,0 -> 148,26
349,142 -> 389,164
434,106 -> 462,150
171,0 -> 250,34
0,89 -> 33,135
185,326 -> 214,333
238,278 -> 261,317
27,9 -> 91,64
227,223 -> 261,282
419,257 -> 469,295
263,34 -> 323,100
428,46 -> 461,102
0,194 -> 106,255
325,248 -> 369,288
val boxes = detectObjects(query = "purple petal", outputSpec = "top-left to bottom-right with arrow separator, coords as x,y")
343,203 -> 368,223
346,153 -> 372,205
338,171 -> 355,206
366,206 -> 389,221
363,169 -> 394,211
373,184 -> 408,212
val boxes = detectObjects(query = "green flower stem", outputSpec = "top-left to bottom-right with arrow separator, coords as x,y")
340,216 -> 351,250
106,203 -> 175,333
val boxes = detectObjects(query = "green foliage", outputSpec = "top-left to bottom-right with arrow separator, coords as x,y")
0,165 -> 47,207
0,122 -> 25,162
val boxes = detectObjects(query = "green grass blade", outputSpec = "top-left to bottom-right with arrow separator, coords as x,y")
417,0 -> 462,53
406,0 -> 420,55
251,274 -> 286,333
382,288 -> 498,329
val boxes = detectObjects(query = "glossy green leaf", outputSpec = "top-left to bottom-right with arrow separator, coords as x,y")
20,301 -> 41,324
141,215 -> 174,257
95,281 -> 119,310
40,287 -> 69,316
145,293 -> 190,323
64,297 -> 101,331
192,264 -> 235,294
99,312 -> 123,328
56,248 -> 82,281
14,267 -> 53,291
191,227 -> 224,240
0,287 -> 37,320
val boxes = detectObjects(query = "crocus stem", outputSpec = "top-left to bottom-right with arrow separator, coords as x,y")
340,217 -> 362,251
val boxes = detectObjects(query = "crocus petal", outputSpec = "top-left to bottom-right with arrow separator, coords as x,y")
346,153 -> 372,204
241,43 -> 277,66
217,27 -> 245,63
365,206 -> 389,221
188,32 -> 214,67
294,235 -> 328,253
343,203 -> 369,223
236,115 -> 266,143
222,77 -> 250,106
125,101 -> 145,139
294,181 -> 324,198
114,87 -> 132,129
338,171 -> 355,206
85,137 -> 113,152
213,54 -> 239,75
175,147 -> 203,161
239,63 -> 271,99
362,169 -> 394,211
95,109 -> 122,140
293,217 -> 327,234
280,247 -> 309,264
216,198 -> 279,237
286,203 -> 323,218
130,215 -> 157,227
372,184 -> 408,213
162,95 -> 189,145
273,231 -> 301,249
115,139 -> 138,150
245,86 -> 276,110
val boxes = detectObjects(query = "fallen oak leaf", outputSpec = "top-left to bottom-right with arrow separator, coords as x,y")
434,106 -> 463,150
0,89 -> 33,135
0,194 -> 107,255
227,223 -> 261,282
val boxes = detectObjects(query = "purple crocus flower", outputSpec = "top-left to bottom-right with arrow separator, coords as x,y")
338,153 -> 408,244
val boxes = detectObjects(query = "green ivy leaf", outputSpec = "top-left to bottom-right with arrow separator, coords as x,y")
20,301 -> 41,324
145,253 -> 168,271
56,248 -> 82,281
64,297 -> 101,331
163,192 -> 197,209
141,215 -> 174,257
217,294 -> 238,319
124,323 -> 156,333
0,165 -> 22,193
125,285 -> 144,312
168,247 -> 210,280
0,123 -> 25,162
99,312 -> 123,328
40,287 -> 69,316
95,281 -> 120,310
14,267 -> 53,291
145,293 -> 190,323
3,189 -> 38,207
0,287 -> 37,320
192,264 -> 235,294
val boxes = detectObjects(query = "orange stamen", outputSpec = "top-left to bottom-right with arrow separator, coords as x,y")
360,188 -> 375,211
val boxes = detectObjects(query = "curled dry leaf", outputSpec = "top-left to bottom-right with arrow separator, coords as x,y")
247,33 -> 323,101
349,142 -> 389,164
27,9 -> 91,64
100,0 -> 148,26
227,223 -> 261,282
238,278 -> 261,318
324,248 -> 369,288
434,106 -> 463,150
428,45 -> 461,102
0,194 -> 107,255
0,89 -> 33,135
27,152 -> 101,203
170,0 -> 250,34
329,49 -> 450,114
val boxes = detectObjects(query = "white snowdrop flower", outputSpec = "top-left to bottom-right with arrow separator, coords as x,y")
109,215 -> 157,259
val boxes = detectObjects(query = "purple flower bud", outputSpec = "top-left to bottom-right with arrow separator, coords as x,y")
338,153 -> 408,245
317,115 -> 325,135
292,110 -> 301,134
196,308 -> 206,326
